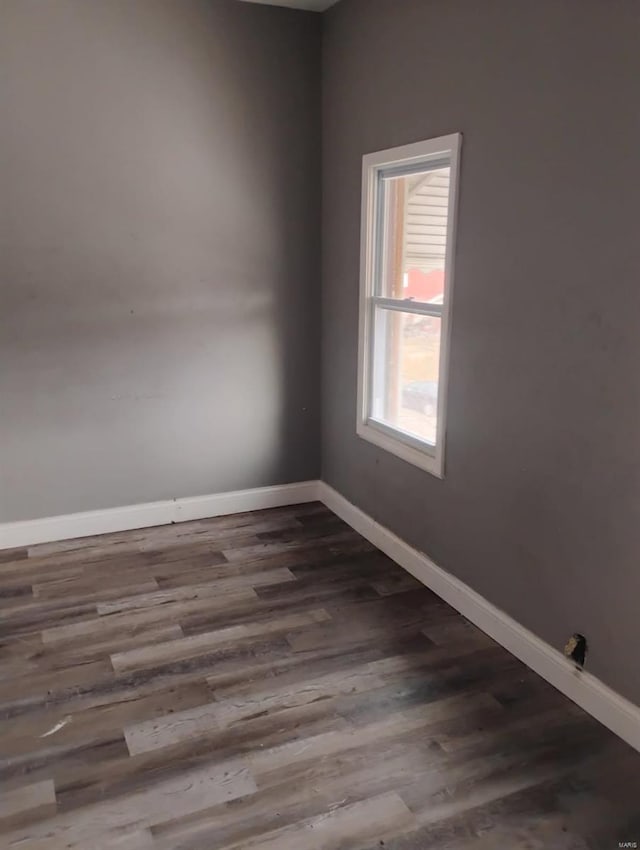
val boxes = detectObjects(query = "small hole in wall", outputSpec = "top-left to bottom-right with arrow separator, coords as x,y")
564,633 -> 587,668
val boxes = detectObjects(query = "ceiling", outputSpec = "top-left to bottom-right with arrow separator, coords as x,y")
238,0 -> 340,11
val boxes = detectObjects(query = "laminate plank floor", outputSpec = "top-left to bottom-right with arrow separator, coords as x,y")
1,503 -> 639,849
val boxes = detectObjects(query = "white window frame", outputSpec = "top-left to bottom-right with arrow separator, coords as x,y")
356,133 -> 462,478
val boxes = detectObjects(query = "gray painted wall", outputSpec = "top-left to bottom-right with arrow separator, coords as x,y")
3,0 -> 639,708
1,0 -> 321,521
322,0 -> 640,705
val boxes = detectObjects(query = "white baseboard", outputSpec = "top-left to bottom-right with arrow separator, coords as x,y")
318,481 -> 640,754
0,481 -> 321,550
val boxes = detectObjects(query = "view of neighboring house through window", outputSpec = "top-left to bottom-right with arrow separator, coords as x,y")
357,134 -> 461,477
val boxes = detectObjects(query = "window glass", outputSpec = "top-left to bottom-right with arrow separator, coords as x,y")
377,166 -> 450,304
371,310 -> 441,445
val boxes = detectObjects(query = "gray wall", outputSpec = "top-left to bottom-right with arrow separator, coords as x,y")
322,0 -> 640,705
1,0 -> 321,521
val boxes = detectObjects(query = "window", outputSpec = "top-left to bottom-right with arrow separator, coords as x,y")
357,134 -> 461,477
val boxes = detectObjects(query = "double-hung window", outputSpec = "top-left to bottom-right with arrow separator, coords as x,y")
357,134 -> 461,478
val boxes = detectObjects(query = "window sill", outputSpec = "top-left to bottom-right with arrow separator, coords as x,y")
356,420 -> 444,479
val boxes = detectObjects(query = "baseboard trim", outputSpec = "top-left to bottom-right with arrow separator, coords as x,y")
318,481 -> 640,754
0,481 -> 321,549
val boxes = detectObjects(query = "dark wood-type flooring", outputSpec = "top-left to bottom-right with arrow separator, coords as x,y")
1,502 -> 639,849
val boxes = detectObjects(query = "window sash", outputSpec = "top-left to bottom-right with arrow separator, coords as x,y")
366,413 -> 437,455
373,158 -> 450,299
370,296 -> 443,318
377,157 -> 451,182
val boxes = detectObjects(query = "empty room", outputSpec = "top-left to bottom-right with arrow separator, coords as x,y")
1,0 -> 640,847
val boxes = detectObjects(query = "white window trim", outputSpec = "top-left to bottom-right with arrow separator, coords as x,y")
356,133 -> 462,478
